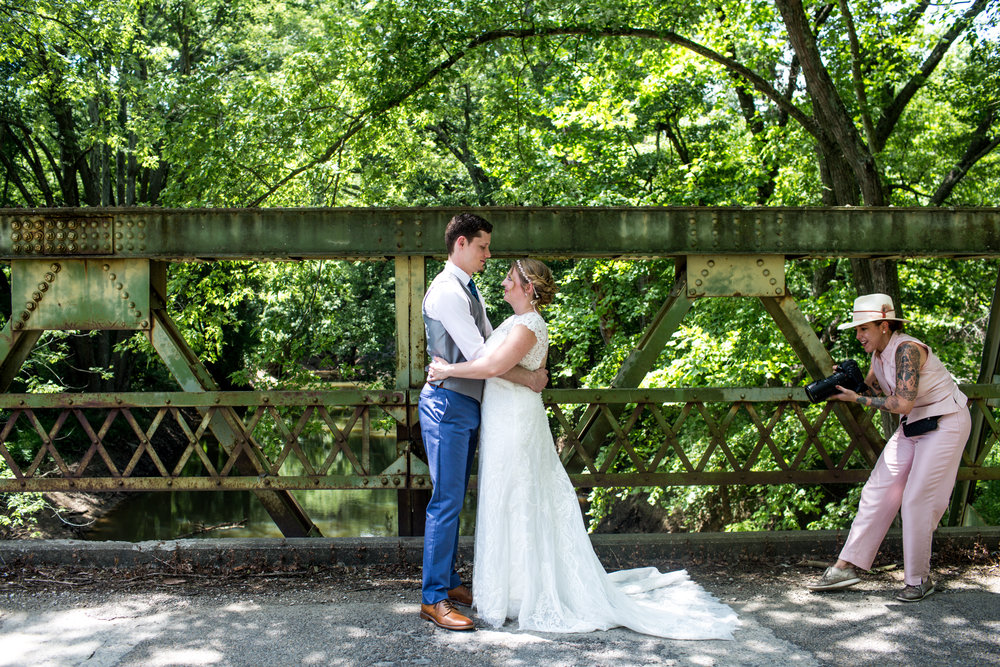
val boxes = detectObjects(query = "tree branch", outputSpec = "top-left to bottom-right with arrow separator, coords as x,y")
249,24 -> 819,206
873,0 -> 990,153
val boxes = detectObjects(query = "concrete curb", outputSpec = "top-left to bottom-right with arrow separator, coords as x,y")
2,527 -> 997,569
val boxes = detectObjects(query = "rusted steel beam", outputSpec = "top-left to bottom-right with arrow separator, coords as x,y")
2,207 -> 999,259
0,390 -> 408,410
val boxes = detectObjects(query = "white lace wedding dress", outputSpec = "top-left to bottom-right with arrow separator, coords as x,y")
472,311 -> 738,640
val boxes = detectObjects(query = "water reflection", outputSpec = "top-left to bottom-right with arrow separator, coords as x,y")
86,421 -> 478,541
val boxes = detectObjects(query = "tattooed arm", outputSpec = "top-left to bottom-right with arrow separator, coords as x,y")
846,343 -> 924,414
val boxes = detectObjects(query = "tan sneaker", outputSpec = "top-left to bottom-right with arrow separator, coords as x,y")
807,565 -> 861,591
896,577 -> 935,602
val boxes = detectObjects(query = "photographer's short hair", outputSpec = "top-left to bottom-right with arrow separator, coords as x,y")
445,213 -> 493,254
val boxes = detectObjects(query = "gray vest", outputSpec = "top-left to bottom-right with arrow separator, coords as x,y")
423,273 -> 491,401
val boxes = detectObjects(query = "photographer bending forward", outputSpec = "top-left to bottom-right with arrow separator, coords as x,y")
808,293 -> 971,602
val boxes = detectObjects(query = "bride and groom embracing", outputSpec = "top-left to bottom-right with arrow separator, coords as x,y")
417,213 -> 737,640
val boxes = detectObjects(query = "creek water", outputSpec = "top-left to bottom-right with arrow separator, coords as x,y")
85,422 -> 478,541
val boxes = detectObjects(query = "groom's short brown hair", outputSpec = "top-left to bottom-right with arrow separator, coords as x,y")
445,213 -> 493,254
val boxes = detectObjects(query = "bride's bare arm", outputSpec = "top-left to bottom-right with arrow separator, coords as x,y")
428,325 -> 537,382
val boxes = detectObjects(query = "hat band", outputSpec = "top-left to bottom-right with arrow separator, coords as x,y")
853,308 -> 894,319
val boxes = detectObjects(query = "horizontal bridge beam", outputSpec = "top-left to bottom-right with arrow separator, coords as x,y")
2,207 -> 998,260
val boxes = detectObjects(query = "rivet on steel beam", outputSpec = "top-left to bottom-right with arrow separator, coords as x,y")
32,291 -> 42,301
12,244 -> 20,253
116,282 -> 123,290
50,263 -> 60,272
38,282 -> 48,292
757,258 -> 764,266
26,302 -> 35,311
116,398 -> 123,404
701,269 -> 709,277
165,398 -> 171,405
121,292 -> 129,299
11,232 -> 20,241
393,477 -> 401,486
11,221 -> 20,230
44,272 -> 55,282
13,322 -> 23,330
20,311 -> 30,321
140,320 -> 149,328
363,478 -> 369,486
262,396 -> 269,403
380,476 -> 389,485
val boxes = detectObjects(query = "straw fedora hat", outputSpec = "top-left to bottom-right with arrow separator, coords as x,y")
837,293 -> 910,330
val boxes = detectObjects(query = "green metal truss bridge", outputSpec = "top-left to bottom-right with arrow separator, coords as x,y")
1,207 -> 998,537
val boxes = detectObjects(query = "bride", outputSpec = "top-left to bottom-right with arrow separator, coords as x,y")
427,259 -> 737,640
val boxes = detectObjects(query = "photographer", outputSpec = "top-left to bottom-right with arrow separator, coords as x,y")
806,294 -> 971,602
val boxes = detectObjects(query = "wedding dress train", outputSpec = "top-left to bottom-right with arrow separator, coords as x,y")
472,311 -> 738,640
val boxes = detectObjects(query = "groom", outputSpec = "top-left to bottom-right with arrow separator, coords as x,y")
418,213 -> 547,631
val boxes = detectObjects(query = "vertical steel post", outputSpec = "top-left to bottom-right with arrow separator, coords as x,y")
948,267 -> 1000,525
395,255 -> 429,536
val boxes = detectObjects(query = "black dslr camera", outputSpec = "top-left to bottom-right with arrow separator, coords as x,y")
805,359 -> 868,403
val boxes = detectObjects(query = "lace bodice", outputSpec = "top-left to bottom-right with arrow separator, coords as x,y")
484,311 -> 548,371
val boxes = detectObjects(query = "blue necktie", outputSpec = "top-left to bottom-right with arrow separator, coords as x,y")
468,279 -> 478,299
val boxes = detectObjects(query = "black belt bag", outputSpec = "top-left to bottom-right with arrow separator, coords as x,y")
901,415 -> 940,437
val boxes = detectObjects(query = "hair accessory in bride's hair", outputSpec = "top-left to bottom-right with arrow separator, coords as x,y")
515,260 -> 531,289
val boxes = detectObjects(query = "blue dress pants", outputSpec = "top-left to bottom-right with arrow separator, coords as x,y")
418,384 -> 479,605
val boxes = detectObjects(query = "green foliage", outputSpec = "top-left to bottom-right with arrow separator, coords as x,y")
1,0 -> 997,534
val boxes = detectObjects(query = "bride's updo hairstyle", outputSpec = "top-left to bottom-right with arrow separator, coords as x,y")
513,258 -> 558,310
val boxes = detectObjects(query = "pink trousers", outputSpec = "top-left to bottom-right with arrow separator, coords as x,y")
839,408 -> 971,586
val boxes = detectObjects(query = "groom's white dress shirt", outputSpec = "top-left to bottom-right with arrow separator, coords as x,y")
423,261 -> 493,362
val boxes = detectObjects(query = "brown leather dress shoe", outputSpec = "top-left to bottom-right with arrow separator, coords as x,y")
447,584 -> 473,607
419,600 -> 474,631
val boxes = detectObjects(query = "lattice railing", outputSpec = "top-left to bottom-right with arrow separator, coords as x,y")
1,386 -> 997,493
